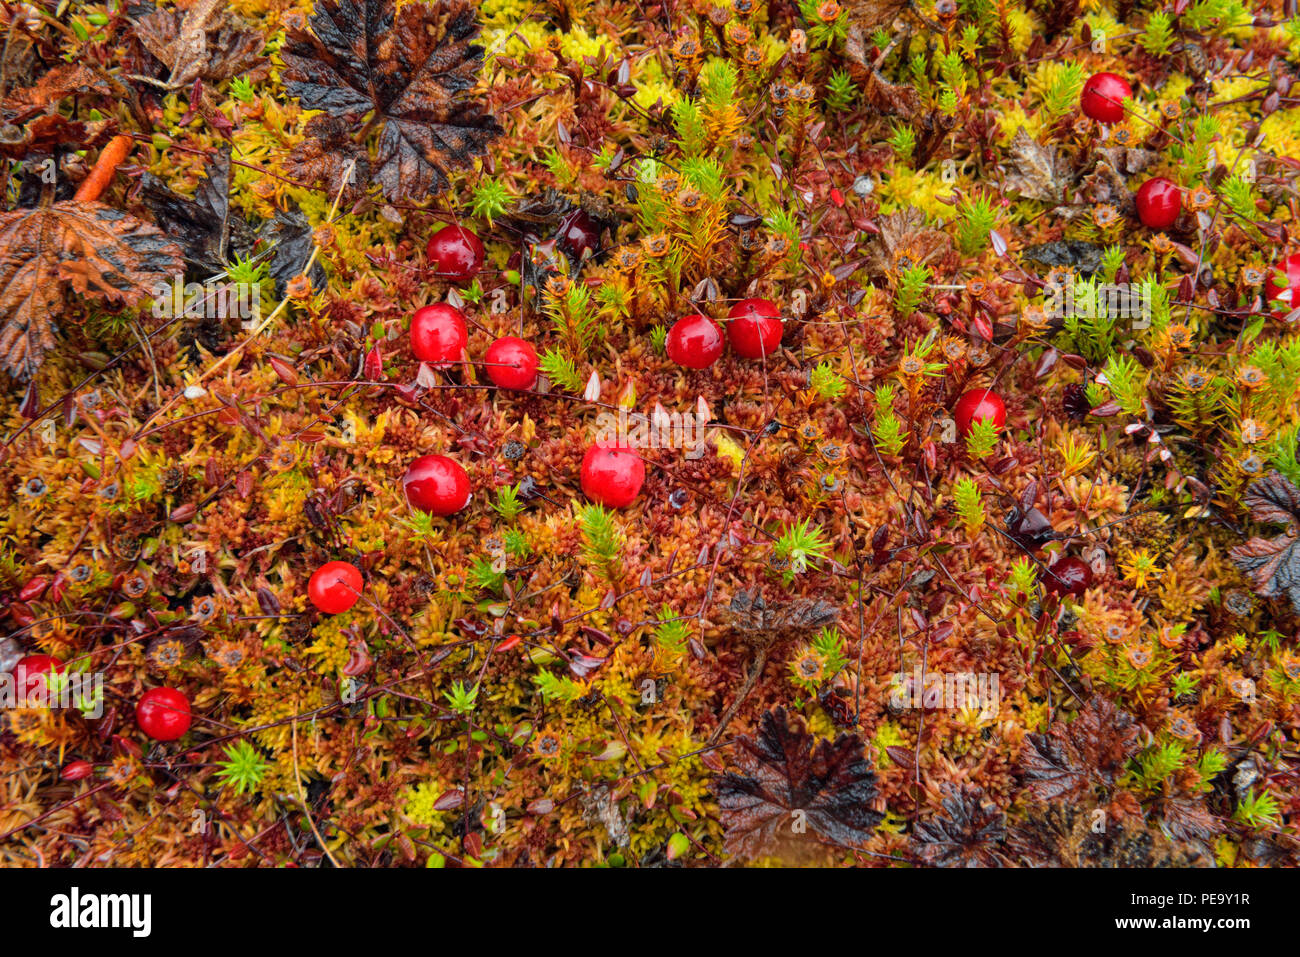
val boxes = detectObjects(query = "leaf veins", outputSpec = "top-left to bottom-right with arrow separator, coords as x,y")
714,707 -> 882,861
1019,696 -> 1141,802
281,0 -> 500,205
0,201 -> 183,379
1230,470 -> 1300,612
1003,127 -> 1075,205
911,784 -> 1007,867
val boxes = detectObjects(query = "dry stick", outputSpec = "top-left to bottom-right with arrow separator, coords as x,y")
292,707 -> 341,869
73,134 -> 135,203
707,643 -> 770,746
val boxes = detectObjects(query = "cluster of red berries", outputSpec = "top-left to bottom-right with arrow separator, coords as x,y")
666,298 -> 784,368
1079,73 -> 1183,231
417,224 -> 541,390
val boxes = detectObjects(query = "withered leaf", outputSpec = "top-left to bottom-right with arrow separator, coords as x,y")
714,707 -> 881,861
282,0 -> 500,205
0,201 -> 183,379
285,114 -> 371,206
1021,239 -> 1103,275
1007,802 -> 1210,867
129,0 -> 269,90
1079,159 -> 1136,218
1003,127 -> 1075,205
860,70 -> 922,121
1096,145 -> 1158,176
864,206 -> 950,278
912,784 -> 1007,867
725,589 -> 839,633
140,147 -> 255,276
0,115 -> 116,160
843,0 -> 910,69
1019,696 -> 1141,802
1230,471 -> 1300,612
2,64 -> 111,123
259,204 -> 327,297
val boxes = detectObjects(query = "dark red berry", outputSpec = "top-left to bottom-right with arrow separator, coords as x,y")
726,298 -> 783,359
484,336 -> 539,390
1265,252 -> 1300,320
61,760 -> 93,781
556,208 -> 601,262
1045,556 -> 1092,597
410,303 -> 469,367
136,687 -> 192,741
13,654 -> 63,704
1135,177 -> 1182,230
953,389 -> 1006,436
1080,72 -> 1132,124
666,314 -> 725,369
403,454 -> 471,515
308,561 -> 363,614
426,225 -> 484,281
580,443 -> 645,508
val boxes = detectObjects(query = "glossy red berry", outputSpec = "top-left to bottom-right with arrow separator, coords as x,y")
666,314 -> 725,369
13,654 -> 64,704
136,687 -> 192,742
1264,252 -> 1300,320
1080,72 -> 1132,124
580,443 -> 645,508
557,208 -> 601,261
726,298 -> 783,359
953,389 -> 1006,436
410,303 -> 469,368
484,336 -> 539,389
308,561 -> 364,614
1135,177 -> 1182,229
403,454 -> 471,515
426,225 -> 484,280
1045,556 -> 1092,597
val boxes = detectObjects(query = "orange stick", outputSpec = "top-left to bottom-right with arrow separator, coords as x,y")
73,134 -> 135,203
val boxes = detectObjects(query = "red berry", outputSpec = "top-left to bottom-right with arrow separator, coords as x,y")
1265,252 -> 1300,320
666,314 -> 725,369
1135,177 -> 1182,230
403,454 -> 471,515
726,298 -> 783,359
1080,72 -> 1133,124
484,336 -> 539,389
13,654 -> 63,705
308,561 -> 364,614
580,442 -> 645,508
136,687 -> 192,742
410,303 -> 469,368
426,225 -> 484,280
1045,556 -> 1092,597
829,187 -> 844,208
953,389 -> 1006,436
557,208 -> 601,261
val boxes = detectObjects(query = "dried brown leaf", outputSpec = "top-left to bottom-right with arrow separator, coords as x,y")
2,64 -> 110,122
285,114 -> 371,206
714,707 -> 881,861
281,0 -> 499,205
1230,471 -> 1300,612
0,201 -> 183,379
912,784 -> 1007,867
1003,127 -> 1075,205
130,0 -> 268,90
1019,696 -> 1141,802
